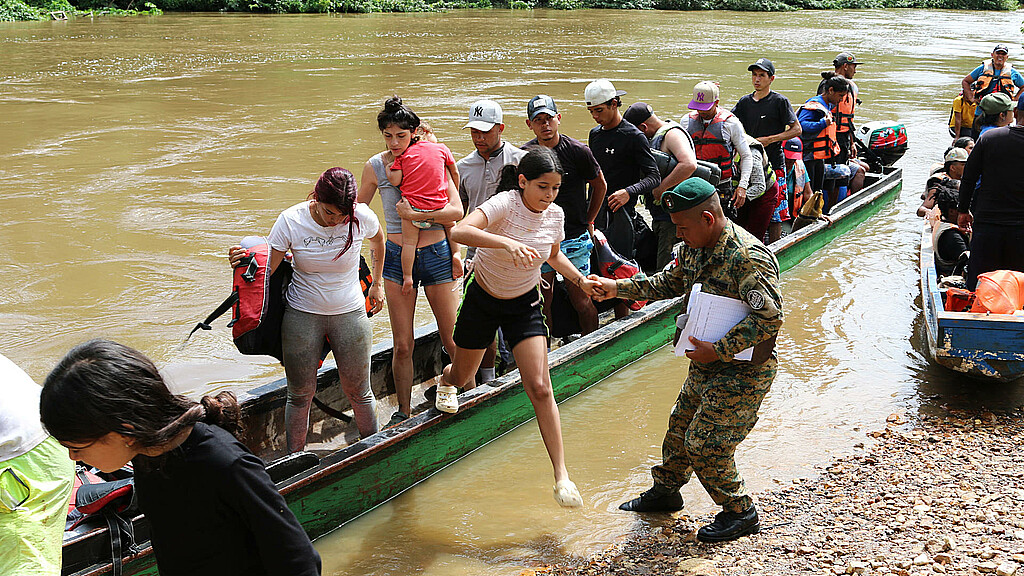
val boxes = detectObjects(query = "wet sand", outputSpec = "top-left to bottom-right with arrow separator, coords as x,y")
539,406 -> 1024,576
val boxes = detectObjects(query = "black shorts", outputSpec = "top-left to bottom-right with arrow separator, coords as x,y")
453,277 -> 548,350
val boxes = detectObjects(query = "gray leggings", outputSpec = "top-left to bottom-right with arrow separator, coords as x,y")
281,306 -> 379,453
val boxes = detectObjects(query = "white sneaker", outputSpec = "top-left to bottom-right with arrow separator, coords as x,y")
435,385 -> 459,414
553,479 -> 583,508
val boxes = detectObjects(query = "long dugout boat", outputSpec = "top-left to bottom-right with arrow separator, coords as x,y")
63,167 -> 902,576
918,224 -> 1024,382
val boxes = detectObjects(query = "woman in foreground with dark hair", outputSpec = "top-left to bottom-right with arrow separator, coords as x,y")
39,339 -> 321,576
229,167 -> 386,452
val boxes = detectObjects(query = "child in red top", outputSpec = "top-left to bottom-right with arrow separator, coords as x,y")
388,137 -> 460,295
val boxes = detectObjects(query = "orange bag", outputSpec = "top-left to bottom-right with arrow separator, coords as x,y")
969,270 -> 1024,314
944,288 -> 975,312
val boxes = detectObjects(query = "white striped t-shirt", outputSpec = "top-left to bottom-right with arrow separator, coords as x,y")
473,190 -> 565,299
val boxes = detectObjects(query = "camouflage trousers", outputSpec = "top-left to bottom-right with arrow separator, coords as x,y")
651,359 -> 776,513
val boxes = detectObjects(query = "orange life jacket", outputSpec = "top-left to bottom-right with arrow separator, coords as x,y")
800,98 -> 841,161
974,59 -> 1018,99
686,109 -> 735,182
835,91 -> 856,134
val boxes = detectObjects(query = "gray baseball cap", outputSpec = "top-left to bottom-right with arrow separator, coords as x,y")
464,99 -> 503,131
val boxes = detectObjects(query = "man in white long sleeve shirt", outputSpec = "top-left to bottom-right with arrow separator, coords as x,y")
685,81 -> 753,219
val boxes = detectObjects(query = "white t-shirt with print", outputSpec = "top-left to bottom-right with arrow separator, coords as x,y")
0,353 -> 47,462
268,201 -> 379,315
474,190 -> 565,300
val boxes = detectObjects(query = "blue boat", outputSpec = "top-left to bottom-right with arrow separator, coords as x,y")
919,225 -> 1024,382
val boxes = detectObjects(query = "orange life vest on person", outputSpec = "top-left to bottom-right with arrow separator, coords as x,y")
974,59 -> 1018,99
835,91 -> 856,134
686,109 -> 735,182
800,98 -> 841,161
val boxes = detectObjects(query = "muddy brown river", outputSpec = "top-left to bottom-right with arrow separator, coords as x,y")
3,8 -> 1024,575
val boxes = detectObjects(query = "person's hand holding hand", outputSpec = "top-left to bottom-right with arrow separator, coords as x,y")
587,274 -> 617,301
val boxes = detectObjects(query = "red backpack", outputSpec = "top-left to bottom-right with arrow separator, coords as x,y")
187,236 -> 373,362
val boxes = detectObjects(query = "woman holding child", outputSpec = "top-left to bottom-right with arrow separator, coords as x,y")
358,96 -> 465,428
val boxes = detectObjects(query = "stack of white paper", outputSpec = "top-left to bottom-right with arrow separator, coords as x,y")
674,283 -> 754,361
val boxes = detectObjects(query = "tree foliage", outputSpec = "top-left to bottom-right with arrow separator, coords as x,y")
3,0 -> 1019,23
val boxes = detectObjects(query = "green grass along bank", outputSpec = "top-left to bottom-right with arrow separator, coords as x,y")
3,0 -> 1018,21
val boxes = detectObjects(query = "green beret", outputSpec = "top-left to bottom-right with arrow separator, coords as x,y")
662,177 -> 716,213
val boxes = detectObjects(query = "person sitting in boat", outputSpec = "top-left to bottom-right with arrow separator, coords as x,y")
230,167 -> 385,452
436,147 -> 602,508
948,88 -> 978,140
931,182 -> 970,278
974,93 -> 1014,138
918,147 -> 967,218
783,138 -> 813,222
0,353 -> 73,576
40,340 -> 322,576
359,98 -> 465,428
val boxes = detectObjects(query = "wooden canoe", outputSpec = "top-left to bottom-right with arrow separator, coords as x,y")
918,224 -> 1024,382
62,167 -> 902,576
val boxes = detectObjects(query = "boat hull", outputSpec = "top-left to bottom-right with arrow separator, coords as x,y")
919,225 -> 1024,382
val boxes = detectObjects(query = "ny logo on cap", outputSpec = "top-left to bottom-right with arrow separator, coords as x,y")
696,93 -> 706,102
473,106 -> 484,117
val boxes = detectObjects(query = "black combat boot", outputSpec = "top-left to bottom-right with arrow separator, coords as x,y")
696,506 -> 760,542
618,485 -> 684,512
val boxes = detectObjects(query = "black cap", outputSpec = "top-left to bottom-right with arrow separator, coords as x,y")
748,57 -> 775,76
834,52 -> 861,67
527,95 -> 558,121
994,43 -> 1009,54
623,102 -> 654,126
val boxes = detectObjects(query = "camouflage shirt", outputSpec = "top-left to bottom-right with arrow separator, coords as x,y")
617,221 -> 783,363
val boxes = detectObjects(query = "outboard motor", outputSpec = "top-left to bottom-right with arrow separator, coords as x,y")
855,121 -> 908,170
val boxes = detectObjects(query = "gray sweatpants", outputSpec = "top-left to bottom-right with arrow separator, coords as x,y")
281,306 -> 379,453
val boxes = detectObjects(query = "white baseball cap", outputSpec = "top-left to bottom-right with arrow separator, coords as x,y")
584,79 -> 627,106
464,99 -> 503,131
688,81 -> 720,111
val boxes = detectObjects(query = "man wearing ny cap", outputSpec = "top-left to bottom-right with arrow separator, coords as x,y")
622,101 -> 698,269
962,44 -> 1023,115
958,94 -> 1024,290
523,94 -> 607,336
685,81 -> 753,221
456,99 -> 525,384
589,177 -> 782,543
585,80 -> 661,271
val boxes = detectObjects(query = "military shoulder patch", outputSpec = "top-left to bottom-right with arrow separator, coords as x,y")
746,290 -> 766,310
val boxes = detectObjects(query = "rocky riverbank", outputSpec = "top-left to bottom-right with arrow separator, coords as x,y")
531,407 -> 1024,576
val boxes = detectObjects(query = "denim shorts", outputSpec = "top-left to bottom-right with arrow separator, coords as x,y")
540,231 -> 593,275
383,238 -> 454,287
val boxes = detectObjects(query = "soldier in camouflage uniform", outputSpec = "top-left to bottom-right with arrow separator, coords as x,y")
591,176 -> 782,543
